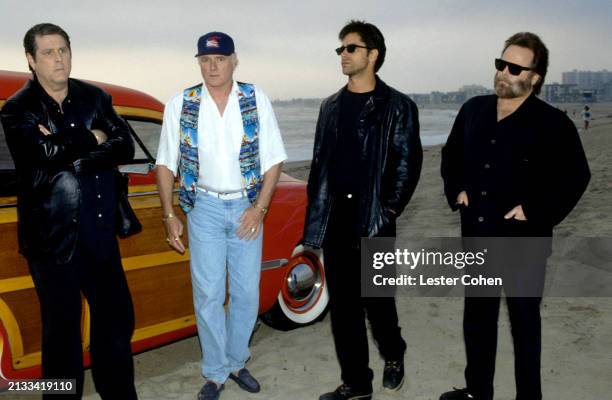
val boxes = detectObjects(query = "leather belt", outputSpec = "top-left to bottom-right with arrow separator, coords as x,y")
198,187 -> 247,200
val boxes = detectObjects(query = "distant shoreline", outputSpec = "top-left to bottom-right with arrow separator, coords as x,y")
284,100 -> 611,187
284,137 -> 444,165
281,101 -> 612,165
274,99 -> 611,111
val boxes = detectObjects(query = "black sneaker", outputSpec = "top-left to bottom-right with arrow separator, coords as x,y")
439,387 -> 476,400
319,383 -> 373,400
197,382 -> 224,400
382,360 -> 404,391
228,368 -> 261,393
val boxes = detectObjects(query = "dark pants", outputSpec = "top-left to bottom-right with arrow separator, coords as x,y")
462,238 -> 546,400
323,196 -> 406,391
463,296 -> 542,400
27,172 -> 137,399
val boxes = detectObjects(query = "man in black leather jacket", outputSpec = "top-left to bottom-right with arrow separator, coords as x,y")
0,23 -> 137,399
303,20 -> 422,400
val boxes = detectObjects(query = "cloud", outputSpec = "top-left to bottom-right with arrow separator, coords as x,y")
1,0 -> 610,100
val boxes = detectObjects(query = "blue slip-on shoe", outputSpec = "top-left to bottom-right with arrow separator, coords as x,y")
197,381 -> 224,400
228,368 -> 261,393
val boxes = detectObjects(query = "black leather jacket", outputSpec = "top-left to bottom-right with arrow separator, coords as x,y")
0,78 -> 134,263
303,77 -> 422,248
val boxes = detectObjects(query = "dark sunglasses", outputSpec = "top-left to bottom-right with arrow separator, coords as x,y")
335,44 -> 372,55
494,58 -> 533,76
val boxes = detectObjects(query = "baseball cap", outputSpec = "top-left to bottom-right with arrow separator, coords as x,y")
195,31 -> 235,57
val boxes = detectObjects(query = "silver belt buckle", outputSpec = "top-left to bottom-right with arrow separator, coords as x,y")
218,190 -> 245,200
201,187 -> 246,200
218,191 -> 234,200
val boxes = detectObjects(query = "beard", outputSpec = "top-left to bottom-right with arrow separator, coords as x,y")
494,73 -> 533,98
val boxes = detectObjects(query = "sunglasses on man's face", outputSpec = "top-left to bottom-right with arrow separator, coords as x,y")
335,44 -> 371,55
494,58 -> 533,76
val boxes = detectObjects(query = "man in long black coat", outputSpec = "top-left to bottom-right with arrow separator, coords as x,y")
440,32 -> 590,400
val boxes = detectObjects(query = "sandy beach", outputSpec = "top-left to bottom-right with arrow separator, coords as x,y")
24,103 -> 610,400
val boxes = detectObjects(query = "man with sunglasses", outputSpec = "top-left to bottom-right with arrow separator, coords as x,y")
303,20 -> 422,400
440,32 -> 590,400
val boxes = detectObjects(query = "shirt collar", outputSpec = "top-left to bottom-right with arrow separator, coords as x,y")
331,74 -> 389,104
31,75 -> 74,108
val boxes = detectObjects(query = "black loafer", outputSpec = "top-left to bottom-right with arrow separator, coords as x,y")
228,368 -> 261,393
382,360 -> 404,391
319,383 -> 372,400
197,382 -> 224,400
439,387 -> 476,400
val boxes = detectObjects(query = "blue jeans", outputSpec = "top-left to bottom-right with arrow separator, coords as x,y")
187,191 -> 262,384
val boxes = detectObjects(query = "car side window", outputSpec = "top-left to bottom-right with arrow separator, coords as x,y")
126,119 -> 161,162
0,122 -> 18,197
0,122 -> 15,170
0,119 -> 162,168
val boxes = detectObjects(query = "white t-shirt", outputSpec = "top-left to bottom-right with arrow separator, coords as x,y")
581,109 -> 591,121
155,81 -> 287,192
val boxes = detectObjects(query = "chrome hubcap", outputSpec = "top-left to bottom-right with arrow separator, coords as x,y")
285,260 -> 323,310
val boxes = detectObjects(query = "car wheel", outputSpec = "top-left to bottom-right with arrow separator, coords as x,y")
260,245 -> 329,331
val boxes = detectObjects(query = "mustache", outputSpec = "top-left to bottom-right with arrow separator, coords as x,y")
495,75 -> 512,85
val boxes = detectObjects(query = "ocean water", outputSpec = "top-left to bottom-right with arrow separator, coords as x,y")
274,103 -> 459,162
117,104 -> 459,164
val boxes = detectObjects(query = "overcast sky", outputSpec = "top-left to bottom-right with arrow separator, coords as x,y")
1,0 -> 611,102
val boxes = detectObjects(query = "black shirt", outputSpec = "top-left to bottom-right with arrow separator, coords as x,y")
441,94 -> 590,236
333,88 -> 374,195
35,82 -> 118,238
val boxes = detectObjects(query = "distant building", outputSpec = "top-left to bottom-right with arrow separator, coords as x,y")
429,91 -> 443,104
440,91 -> 466,104
408,85 -> 493,106
562,69 -> 612,89
410,93 -> 431,105
600,82 -> 612,102
541,83 -> 582,103
458,84 -> 491,99
561,70 -> 612,101
271,98 -> 322,107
